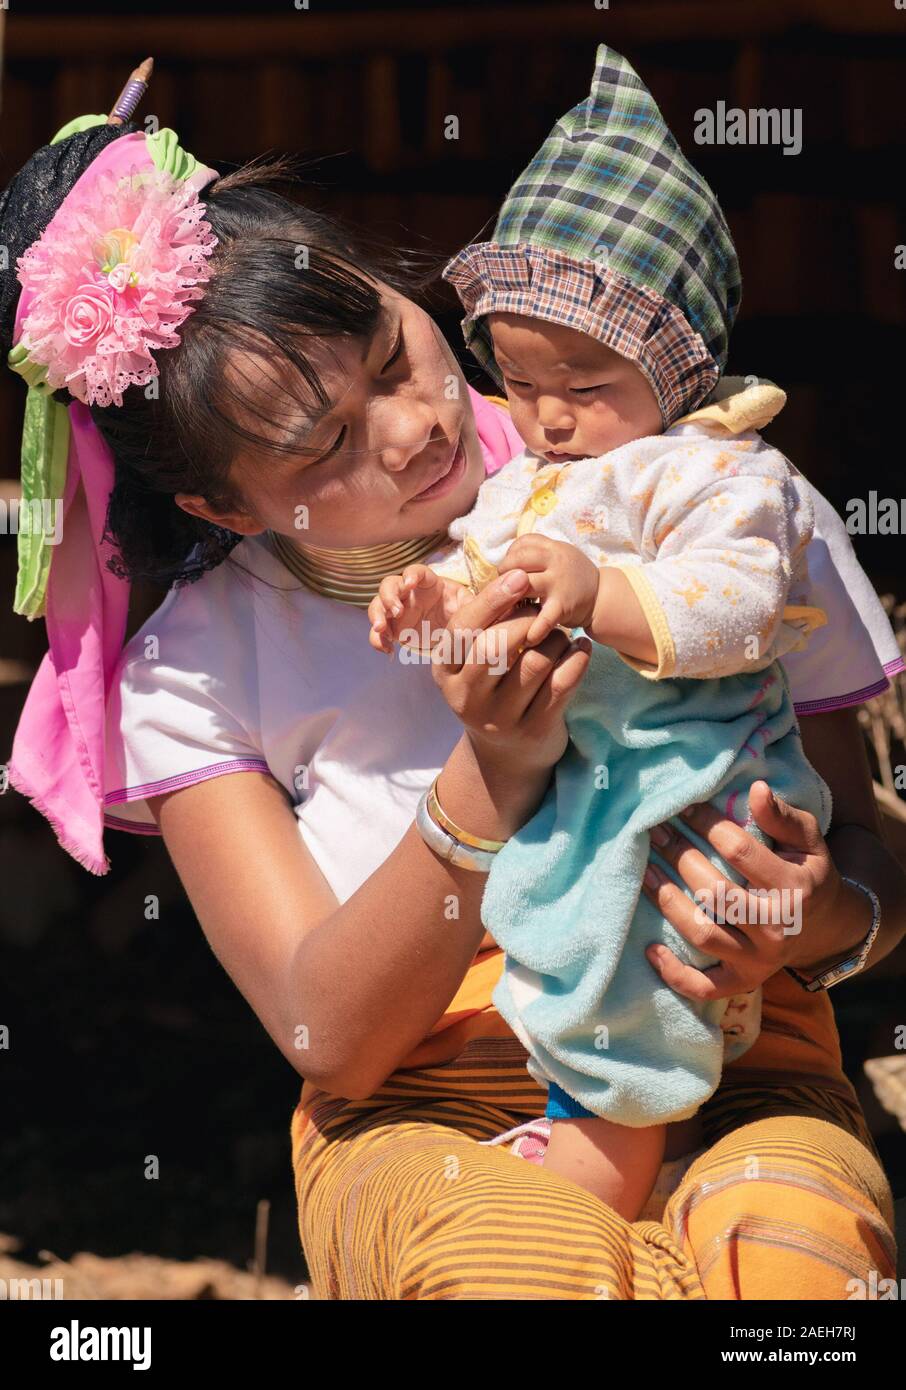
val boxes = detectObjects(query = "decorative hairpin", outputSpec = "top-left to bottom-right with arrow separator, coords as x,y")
12,59 -> 218,409
107,56 -> 154,127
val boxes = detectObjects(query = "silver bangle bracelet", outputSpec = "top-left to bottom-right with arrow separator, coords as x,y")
787,876 -> 881,992
415,789 -> 499,873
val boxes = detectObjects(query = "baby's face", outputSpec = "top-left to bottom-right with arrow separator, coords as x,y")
488,313 -> 663,462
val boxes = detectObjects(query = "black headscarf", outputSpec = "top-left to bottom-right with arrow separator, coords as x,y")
0,120 -> 138,354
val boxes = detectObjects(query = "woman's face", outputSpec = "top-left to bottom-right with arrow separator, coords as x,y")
181,286 -> 487,549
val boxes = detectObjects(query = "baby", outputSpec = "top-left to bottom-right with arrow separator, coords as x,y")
368,44 -> 830,1219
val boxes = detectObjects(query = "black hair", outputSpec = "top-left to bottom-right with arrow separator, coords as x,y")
100,160 -> 442,586
0,120 -> 139,344
1,137 -> 439,587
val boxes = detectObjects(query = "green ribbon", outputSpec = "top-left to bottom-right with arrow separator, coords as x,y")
6,118 -> 107,618
8,115 -> 203,619
10,362 -> 70,618
146,126 -> 204,181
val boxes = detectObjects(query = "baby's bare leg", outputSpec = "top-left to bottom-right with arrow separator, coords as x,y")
544,1117 -> 666,1219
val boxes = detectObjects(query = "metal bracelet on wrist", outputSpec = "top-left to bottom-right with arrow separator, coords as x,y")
414,787 -> 502,873
787,877 -> 882,992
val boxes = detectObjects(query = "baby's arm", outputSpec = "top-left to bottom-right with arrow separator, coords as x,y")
497,534 -> 658,665
499,438 -> 824,678
605,440 -> 823,679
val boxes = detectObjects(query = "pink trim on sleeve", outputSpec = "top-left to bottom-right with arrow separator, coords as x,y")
794,673 -> 900,717
104,812 -> 160,835
104,757 -> 271,806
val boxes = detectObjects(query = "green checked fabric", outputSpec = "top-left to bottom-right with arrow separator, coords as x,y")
444,43 -> 741,426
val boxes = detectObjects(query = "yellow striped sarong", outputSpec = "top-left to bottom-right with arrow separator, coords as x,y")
290,950 -> 896,1299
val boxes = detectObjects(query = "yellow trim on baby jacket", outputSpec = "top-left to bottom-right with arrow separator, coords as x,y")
674,377 -> 786,436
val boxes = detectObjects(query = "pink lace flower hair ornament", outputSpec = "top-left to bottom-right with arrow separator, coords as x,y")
15,154 -> 218,407
5,115 -> 222,879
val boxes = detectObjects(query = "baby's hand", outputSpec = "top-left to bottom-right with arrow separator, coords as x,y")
497,535 -> 600,645
368,564 -> 471,655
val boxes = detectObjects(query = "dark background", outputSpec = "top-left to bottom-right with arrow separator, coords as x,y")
1,0 -> 904,1291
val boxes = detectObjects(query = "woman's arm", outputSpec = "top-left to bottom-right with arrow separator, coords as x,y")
151,748 -> 521,1099
796,706 -> 906,973
151,569 -> 591,1098
640,707 -> 906,999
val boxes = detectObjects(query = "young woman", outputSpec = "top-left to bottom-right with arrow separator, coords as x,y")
5,124 -> 902,1298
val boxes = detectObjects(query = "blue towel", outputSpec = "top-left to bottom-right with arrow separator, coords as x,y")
482,645 -> 832,1127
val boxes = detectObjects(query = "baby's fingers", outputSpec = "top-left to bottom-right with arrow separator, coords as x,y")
368,624 -> 394,656
525,597 -> 562,646
376,573 -> 407,617
369,584 -> 403,656
367,591 -> 389,627
400,563 -> 440,594
367,607 -> 396,656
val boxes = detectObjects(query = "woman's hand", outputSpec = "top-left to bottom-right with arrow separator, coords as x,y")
640,779 -> 871,1000
431,567 -> 592,779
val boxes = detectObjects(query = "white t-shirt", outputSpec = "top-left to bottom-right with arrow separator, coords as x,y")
104,494 -> 903,904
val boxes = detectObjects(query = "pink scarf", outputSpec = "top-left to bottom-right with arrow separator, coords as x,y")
8,382 -> 523,874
